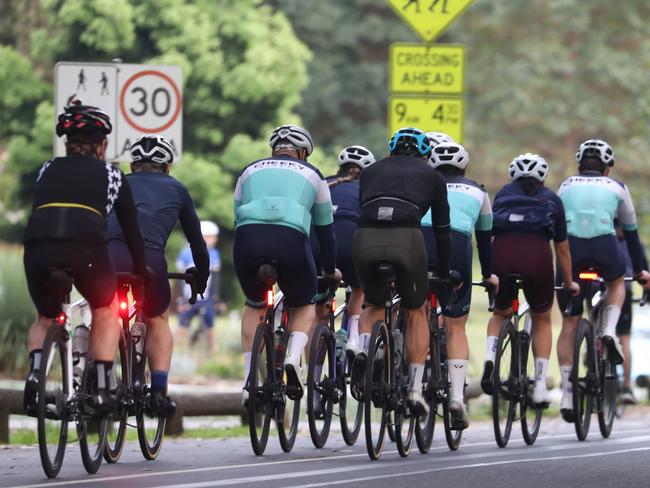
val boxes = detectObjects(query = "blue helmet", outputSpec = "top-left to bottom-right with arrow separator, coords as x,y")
388,127 -> 432,157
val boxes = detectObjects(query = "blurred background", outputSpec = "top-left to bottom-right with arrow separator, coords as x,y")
1,0 -> 650,386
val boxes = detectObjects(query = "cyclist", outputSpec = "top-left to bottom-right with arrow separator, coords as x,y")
556,140 -> 650,421
352,127 -> 451,414
234,125 -> 340,404
422,142 -> 498,428
483,153 -> 579,407
23,99 -> 149,414
106,134 -> 209,416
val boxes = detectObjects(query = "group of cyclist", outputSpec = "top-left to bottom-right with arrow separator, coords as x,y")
21,97 -> 650,452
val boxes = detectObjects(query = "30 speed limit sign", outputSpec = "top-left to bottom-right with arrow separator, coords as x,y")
55,62 -> 183,162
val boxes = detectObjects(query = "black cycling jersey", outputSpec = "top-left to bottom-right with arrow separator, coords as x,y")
23,155 -> 146,272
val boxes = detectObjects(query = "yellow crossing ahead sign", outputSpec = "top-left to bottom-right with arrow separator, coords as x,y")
386,0 -> 475,42
390,43 -> 465,95
388,96 -> 464,142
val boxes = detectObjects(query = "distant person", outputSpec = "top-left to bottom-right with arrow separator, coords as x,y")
176,220 -> 223,352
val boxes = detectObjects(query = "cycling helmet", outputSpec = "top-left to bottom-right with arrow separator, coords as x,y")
200,220 -> 219,237
269,124 -> 314,157
508,153 -> 549,182
430,142 -> 469,170
576,139 -> 615,167
55,98 -> 112,141
426,131 -> 455,148
130,134 -> 174,165
388,127 -> 432,157
337,145 -> 375,169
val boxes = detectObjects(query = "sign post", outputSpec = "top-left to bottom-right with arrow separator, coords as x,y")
54,62 -> 183,162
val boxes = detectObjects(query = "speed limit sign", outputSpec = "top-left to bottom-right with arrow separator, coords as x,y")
54,62 -> 183,162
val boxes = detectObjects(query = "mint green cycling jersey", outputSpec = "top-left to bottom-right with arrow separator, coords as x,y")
557,173 -> 637,238
421,175 -> 492,237
234,155 -> 333,235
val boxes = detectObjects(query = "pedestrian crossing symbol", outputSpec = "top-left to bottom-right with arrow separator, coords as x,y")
386,0 -> 475,42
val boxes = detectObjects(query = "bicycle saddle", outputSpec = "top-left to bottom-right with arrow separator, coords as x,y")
45,268 -> 74,299
375,262 -> 396,285
501,273 -> 526,287
256,262 -> 278,288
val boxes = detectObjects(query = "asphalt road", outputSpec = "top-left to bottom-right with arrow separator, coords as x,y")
2,413 -> 650,488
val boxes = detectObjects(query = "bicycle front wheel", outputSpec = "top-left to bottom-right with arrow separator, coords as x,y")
104,332 -> 129,463
364,320 -> 390,460
395,345 -> 414,457
307,323 -> 335,448
520,326 -> 542,446
598,357 -> 617,438
493,319 -> 516,448
78,362 -> 109,474
415,336 -> 438,454
135,352 -> 166,460
247,323 -> 274,455
37,325 -> 70,479
572,319 -> 594,441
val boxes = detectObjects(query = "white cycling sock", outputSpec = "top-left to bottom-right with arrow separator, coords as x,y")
286,331 -> 309,359
243,352 -> 252,386
534,357 -> 549,389
486,336 -> 498,363
359,333 -> 371,353
601,304 -> 621,337
348,315 -> 360,345
560,365 -> 572,395
408,363 -> 425,393
448,359 -> 468,402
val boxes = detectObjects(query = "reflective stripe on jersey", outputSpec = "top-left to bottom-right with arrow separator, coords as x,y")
36,202 -> 102,216
421,177 -> 492,237
558,174 -> 637,238
234,156 -> 333,235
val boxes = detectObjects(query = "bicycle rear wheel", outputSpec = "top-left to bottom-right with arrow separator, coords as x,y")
339,355 -> 363,445
37,325 -> 69,479
364,320 -> 390,460
78,362 -> 109,474
307,323 -> 335,448
415,337 -> 438,454
520,328 -> 542,446
493,319 -> 516,448
572,319 -> 594,441
247,323 -> 274,455
395,345 -> 414,457
598,357 -> 617,438
277,350 -> 301,453
135,352 -> 166,460
104,332 -> 128,463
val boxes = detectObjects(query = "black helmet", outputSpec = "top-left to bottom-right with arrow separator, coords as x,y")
130,134 -> 174,165
56,98 -> 112,142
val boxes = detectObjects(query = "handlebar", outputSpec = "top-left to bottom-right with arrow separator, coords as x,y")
472,281 -> 496,312
168,272 -> 201,305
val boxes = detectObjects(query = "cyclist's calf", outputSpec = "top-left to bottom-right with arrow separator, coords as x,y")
88,300 -> 120,362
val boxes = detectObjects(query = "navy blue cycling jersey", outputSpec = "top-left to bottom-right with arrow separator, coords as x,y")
492,181 -> 567,242
107,171 -> 209,277
327,177 -> 360,222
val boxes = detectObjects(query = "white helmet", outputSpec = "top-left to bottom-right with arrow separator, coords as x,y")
200,220 -> 219,237
430,142 -> 469,170
269,124 -> 314,157
337,145 -> 375,169
130,134 -> 174,165
576,139 -> 615,167
509,153 -> 549,182
425,131 -> 455,148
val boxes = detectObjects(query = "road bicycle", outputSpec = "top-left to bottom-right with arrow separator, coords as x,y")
103,272 -> 198,463
567,271 -> 647,441
490,274 -> 545,448
245,262 -> 301,455
36,269 -> 107,478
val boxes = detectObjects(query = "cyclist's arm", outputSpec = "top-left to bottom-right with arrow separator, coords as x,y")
618,185 -> 646,274
178,192 -> 210,290
430,172 -> 451,279
554,239 -> 574,285
312,178 -> 336,274
113,175 -> 147,274
475,191 -> 493,279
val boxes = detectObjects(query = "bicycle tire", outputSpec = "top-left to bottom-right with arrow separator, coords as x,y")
307,323 -> 335,448
598,357 -> 617,438
37,325 -> 69,479
338,311 -> 363,446
277,329 -> 301,454
395,331 -> 414,457
78,362 -> 109,474
135,349 -> 166,460
492,319 -> 516,448
104,332 -> 129,463
364,320 -> 390,460
415,327 -> 438,454
572,318 -> 594,441
247,323 -> 274,455
519,328 -> 542,446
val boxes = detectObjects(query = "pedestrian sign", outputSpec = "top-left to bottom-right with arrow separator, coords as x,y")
386,0 -> 475,42
54,62 -> 183,162
388,96 -> 463,142
390,43 -> 465,95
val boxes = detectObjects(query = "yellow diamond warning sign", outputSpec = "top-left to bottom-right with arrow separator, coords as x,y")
386,0 -> 475,42
390,43 -> 465,95
388,96 -> 464,142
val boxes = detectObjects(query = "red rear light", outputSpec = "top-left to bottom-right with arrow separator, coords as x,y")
579,272 -> 600,281
120,301 -> 128,311
55,312 -> 66,325
430,293 -> 437,308
266,289 -> 274,307
331,298 -> 337,313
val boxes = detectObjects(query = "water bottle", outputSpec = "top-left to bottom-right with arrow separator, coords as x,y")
131,321 -> 147,357
335,329 -> 348,363
72,325 -> 89,381
274,330 -> 286,381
